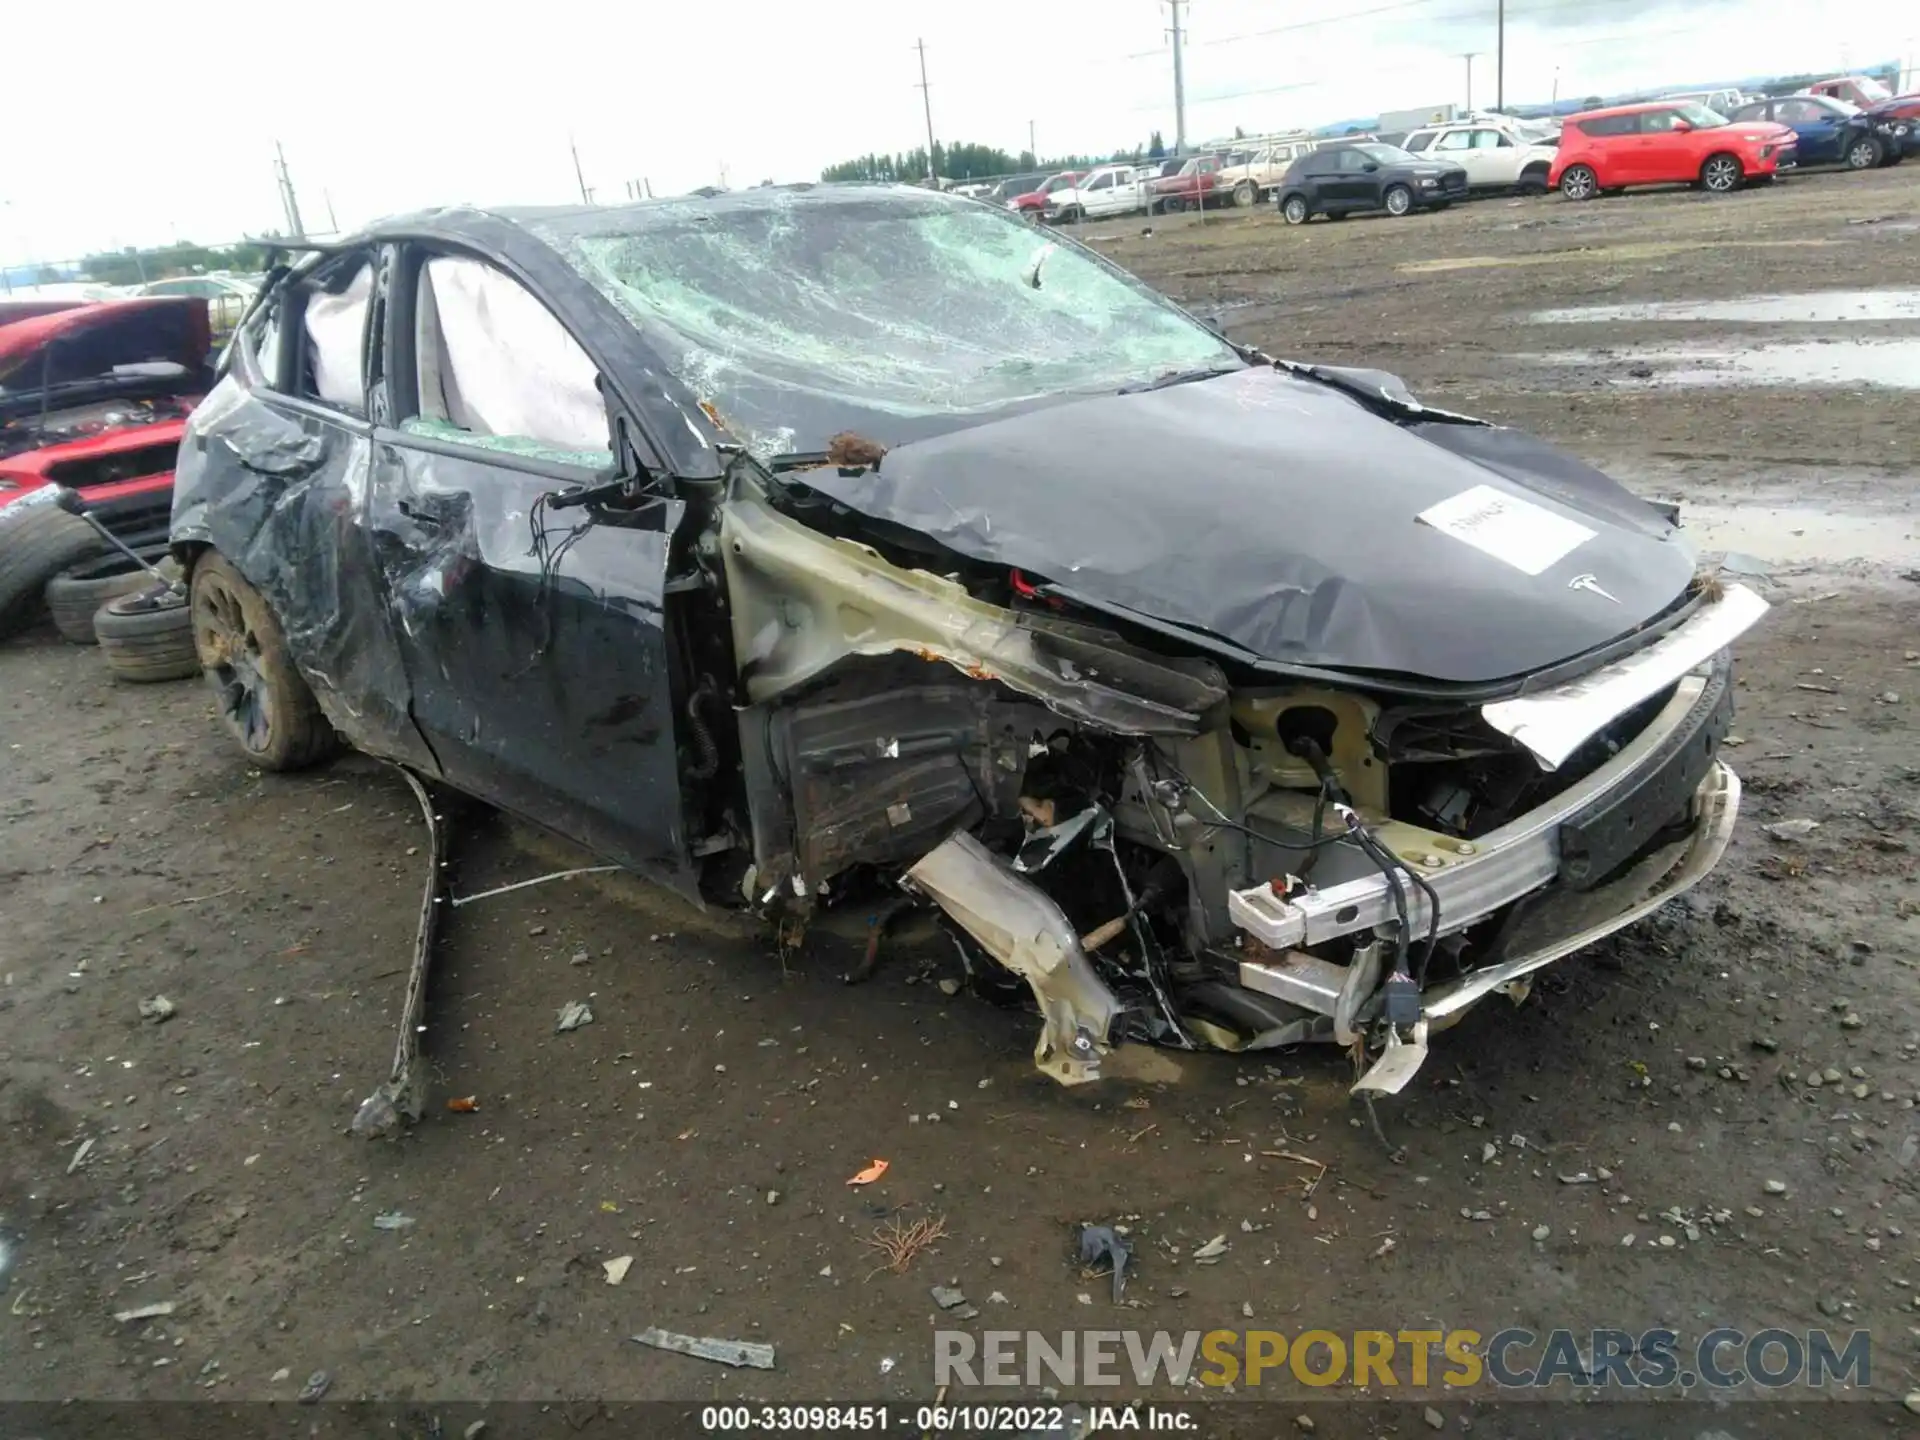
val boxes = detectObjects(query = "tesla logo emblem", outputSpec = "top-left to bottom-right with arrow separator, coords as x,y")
1568,573 -> 1620,604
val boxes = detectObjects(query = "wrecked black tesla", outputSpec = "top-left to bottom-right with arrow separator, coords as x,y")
171,185 -> 1764,1094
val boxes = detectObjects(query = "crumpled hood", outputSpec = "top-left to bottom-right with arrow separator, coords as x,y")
799,366 -> 1698,686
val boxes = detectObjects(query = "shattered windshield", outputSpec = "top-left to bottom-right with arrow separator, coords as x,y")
542,188 -> 1238,456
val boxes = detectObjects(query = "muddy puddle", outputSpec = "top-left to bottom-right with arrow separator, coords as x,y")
1530,289 -> 1920,324
1678,501 -> 1917,567
1530,337 -> 1920,389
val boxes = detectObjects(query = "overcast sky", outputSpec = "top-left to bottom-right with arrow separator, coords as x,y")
4,0 -> 1914,263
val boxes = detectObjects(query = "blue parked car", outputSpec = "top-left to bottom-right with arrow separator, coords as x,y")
1728,94 -> 1888,170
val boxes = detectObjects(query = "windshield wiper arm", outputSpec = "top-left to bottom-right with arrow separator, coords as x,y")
1118,363 -> 1242,395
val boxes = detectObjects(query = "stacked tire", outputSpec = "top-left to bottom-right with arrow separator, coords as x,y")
44,550 -> 177,644
94,584 -> 200,683
0,497 -> 199,682
0,502 -> 108,639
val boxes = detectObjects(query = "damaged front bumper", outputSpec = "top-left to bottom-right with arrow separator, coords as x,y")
1227,645 -> 1741,1092
1229,662 -> 1732,956
900,600 -> 1753,1093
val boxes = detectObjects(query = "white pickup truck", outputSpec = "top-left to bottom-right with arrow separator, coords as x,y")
1400,119 -> 1560,193
1043,164 -> 1153,223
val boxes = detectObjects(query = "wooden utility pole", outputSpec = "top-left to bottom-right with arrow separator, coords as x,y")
1496,0 -> 1505,110
1165,0 -> 1189,152
915,39 -> 938,184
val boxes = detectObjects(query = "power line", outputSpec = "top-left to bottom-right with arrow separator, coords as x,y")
1132,76 -> 1316,111
1125,0 -> 1597,59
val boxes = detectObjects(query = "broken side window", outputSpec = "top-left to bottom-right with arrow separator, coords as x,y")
403,255 -> 611,468
301,258 -> 373,414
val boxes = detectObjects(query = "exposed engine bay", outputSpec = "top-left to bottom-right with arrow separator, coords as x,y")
708,470 -> 1753,1093
0,396 -> 194,460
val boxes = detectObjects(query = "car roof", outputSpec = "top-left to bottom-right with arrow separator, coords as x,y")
1566,101 -> 1689,120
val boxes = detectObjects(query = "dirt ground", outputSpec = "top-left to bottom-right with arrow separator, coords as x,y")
3,165 -> 1918,1438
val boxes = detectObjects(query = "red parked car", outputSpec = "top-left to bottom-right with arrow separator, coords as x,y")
0,298 -> 211,547
1149,154 -> 1227,212
1005,171 -> 1084,217
1549,101 -> 1796,200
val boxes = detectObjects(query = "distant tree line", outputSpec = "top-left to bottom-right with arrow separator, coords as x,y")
822,131 -> 1172,183
78,240 -> 278,287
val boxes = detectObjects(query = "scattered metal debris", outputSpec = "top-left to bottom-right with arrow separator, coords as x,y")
556,1001 -> 594,1033
632,1326 -> 775,1370
298,1370 -> 332,1404
603,1255 -> 634,1286
846,1158 -> 889,1186
114,1301 -> 175,1323
1077,1225 -> 1132,1303
66,1138 -> 94,1174
351,767 -> 446,1139
372,1212 -> 415,1231
863,1215 -> 948,1277
1191,1234 -> 1228,1261
930,1285 -> 967,1310
449,865 -> 621,908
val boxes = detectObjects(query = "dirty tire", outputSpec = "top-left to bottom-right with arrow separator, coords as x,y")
189,551 -> 338,770
1163,195 -> 1186,213
1560,164 -> 1598,200
1281,194 -> 1310,225
0,502 -> 109,639
1844,135 -> 1882,171
1701,153 -> 1743,192
1232,181 -> 1256,208
95,586 -> 200,683
44,550 -> 176,645
1518,167 -> 1550,195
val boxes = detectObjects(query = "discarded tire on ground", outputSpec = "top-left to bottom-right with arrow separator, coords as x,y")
0,501 -> 110,639
94,585 -> 201,683
44,550 -> 177,645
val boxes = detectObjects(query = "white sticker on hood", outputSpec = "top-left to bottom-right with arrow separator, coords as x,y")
1417,484 -> 1595,576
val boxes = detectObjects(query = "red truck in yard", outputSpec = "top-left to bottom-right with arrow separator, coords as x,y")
1149,153 -> 1230,213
